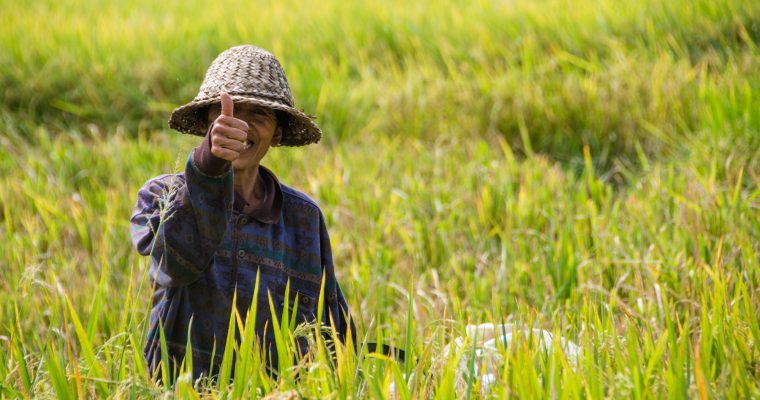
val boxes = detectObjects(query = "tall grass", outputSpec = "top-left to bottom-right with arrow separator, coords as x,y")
1,0 -> 759,398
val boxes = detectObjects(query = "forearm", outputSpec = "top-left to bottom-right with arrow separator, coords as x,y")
131,151 -> 234,286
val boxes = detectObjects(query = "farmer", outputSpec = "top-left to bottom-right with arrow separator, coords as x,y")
130,45 -> 354,381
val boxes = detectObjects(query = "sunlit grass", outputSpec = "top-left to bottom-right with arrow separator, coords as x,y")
1,0 -> 759,398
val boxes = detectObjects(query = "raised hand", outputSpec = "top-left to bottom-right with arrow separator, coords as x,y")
209,92 -> 250,161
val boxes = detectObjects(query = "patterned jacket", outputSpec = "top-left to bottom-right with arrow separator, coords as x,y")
130,152 -> 353,380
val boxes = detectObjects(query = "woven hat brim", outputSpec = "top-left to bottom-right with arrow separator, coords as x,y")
168,94 -> 321,147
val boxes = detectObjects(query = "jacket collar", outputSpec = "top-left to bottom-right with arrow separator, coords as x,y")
232,164 -> 282,224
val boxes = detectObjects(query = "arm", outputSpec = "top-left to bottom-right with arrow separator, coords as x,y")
129,139 -> 233,287
131,92 -> 247,287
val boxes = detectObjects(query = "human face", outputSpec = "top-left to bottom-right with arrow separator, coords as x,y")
206,102 -> 283,171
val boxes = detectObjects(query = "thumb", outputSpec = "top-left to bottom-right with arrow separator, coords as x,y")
220,92 -> 234,117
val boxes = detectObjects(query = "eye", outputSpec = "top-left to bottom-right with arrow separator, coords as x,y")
255,114 -> 275,124
243,116 -> 260,126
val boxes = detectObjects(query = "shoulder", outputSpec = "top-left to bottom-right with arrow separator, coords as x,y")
280,184 -> 323,218
138,172 -> 186,196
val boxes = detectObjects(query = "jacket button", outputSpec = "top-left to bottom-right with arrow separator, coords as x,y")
237,249 -> 245,258
239,216 -> 248,225
301,297 -> 310,305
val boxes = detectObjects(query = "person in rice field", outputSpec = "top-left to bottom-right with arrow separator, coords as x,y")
130,45 -> 354,381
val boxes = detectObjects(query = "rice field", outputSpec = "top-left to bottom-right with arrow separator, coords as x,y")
1,0 -> 759,398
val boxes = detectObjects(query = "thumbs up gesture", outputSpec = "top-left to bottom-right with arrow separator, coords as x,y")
209,92 -> 250,161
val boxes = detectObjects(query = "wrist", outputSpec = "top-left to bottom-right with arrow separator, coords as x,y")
192,125 -> 231,177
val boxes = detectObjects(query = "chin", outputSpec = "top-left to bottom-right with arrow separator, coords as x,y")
232,156 -> 261,171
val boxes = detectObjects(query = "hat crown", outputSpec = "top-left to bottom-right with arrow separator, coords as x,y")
195,45 -> 294,107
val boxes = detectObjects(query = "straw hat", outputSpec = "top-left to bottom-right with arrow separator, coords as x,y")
169,45 -> 321,146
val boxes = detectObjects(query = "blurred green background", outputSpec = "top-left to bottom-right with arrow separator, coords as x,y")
2,0 -> 758,168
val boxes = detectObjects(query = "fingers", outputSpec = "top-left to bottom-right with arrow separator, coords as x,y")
214,115 -> 248,131
210,146 -> 241,161
210,133 -> 247,161
220,92 -> 234,117
212,124 -> 247,142
212,134 -> 246,153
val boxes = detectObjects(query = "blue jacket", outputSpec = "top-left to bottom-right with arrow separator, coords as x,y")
130,152 -> 353,380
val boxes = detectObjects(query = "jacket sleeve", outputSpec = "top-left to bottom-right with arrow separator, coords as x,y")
130,151 -> 234,287
318,211 -> 357,347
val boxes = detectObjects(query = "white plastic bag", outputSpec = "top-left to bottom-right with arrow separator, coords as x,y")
447,323 -> 580,395
389,323 -> 580,397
